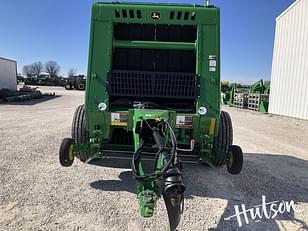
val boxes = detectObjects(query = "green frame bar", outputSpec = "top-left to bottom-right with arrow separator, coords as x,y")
114,40 -> 196,50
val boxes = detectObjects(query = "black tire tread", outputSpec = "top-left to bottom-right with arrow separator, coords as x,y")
59,138 -> 74,167
227,145 -> 243,175
213,111 -> 233,166
225,111 -> 233,146
71,105 -> 90,162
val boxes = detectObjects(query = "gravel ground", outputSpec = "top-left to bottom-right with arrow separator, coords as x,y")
0,86 -> 307,231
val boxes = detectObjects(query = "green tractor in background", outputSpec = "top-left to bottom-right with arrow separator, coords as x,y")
64,75 -> 86,90
59,1 -> 243,230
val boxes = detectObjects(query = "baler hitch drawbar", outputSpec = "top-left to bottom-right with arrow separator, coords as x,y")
132,118 -> 185,230
59,107 -> 243,230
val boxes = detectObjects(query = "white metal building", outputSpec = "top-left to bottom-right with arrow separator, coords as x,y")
269,0 -> 308,120
0,57 -> 17,91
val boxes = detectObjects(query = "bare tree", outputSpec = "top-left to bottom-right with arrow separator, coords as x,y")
31,61 -> 44,77
22,65 -> 34,77
68,68 -> 77,77
45,61 -> 60,78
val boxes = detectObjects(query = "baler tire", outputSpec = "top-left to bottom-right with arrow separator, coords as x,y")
225,111 -> 233,147
227,145 -> 243,175
59,138 -> 74,167
213,111 -> 233,166
71,105 -> 90,162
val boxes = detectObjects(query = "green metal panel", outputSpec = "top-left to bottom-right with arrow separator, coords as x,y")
85,2 -> 221,163
114,40 -> 195,50
92,2 -> 218,26
195,11 -> 221,138
86,18 -> 113,134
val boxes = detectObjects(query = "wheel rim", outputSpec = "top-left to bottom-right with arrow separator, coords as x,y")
68,144 -> 74,161
227,151 -> 234,168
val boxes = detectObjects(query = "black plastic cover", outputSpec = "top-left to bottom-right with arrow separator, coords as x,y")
107,70 -> 199,100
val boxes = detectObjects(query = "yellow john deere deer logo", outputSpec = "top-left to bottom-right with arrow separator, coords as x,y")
151,12 -> 161,20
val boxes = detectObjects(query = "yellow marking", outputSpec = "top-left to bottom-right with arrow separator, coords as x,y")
228,151 -> 234,168
68,144 -> 74,161
145,114 -> 158,117
111,122 -> 128,126
176,125 -> 193,129
209,118 -> 216,135
155,117 -> 161,122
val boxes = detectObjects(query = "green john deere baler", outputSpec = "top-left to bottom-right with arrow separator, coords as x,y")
59,1 -> 243,230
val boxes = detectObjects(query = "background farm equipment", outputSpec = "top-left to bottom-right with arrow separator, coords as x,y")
222,82 -> 249,107
24,75 -> 65,87
0,85 -> 55,103
247,79 -> 270,112
64,75 -> 86,90
221,81 -> 232,105
222,79 -> 270,113
59,1 -> 243,230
